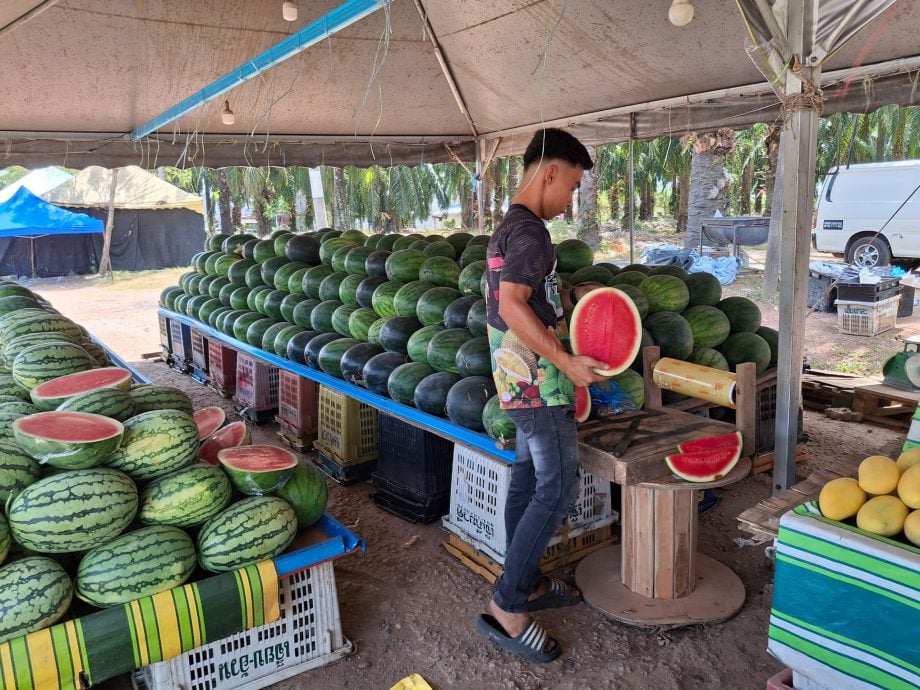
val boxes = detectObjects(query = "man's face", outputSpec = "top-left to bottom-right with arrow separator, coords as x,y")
542,162 -> 584,220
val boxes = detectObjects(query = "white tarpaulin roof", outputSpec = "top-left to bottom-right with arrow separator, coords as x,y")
0,167 -> 72,204
0,0 -> 918,168
42,166 -> 203,213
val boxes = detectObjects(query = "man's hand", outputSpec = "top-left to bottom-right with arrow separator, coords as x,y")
560,354 -> 610,387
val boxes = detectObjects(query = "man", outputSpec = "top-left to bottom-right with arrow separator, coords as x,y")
476,128 -> 607,663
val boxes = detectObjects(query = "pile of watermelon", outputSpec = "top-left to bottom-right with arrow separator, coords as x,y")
0,282 -> 328,645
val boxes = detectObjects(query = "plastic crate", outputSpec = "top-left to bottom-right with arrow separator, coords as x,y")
444,445 -> 614,561
835,277 -> 900,302
158,313 -> 172,359
234,353 -> 279,412
373,413 -> 454,499
807,271 -> 836,313
169,320 -> 192,363
370,477 -> 447,524
135,562 -> 350,690
314,386 -> 377,465
190,329 -> 209,372
276,370 -> 319,438
835,295 -> 899,336
899,284 -> 915,318
208,340 -> 237,395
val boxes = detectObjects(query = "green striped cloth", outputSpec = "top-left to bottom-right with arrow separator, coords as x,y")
769,502 -> 920,690
0,560 -> 278,690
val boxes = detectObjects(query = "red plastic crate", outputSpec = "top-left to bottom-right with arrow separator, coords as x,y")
234,353 -> 279,412
207,340 -> 237,394
190,329 -> 208,372
766,668 -> 794,690
276,370 -> 319,436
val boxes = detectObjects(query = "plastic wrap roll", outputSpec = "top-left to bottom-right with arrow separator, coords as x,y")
652,357 -> 737,408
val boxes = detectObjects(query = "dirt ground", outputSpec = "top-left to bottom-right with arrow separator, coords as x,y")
24,260 -> 911,690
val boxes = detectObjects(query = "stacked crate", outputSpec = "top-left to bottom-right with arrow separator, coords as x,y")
233,353 -> 279,424
207,340 -> 237,397
313,386 -> 378,484
275,370 -> 320,451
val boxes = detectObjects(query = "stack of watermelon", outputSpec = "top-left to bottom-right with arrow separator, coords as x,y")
0,282 -> 328,645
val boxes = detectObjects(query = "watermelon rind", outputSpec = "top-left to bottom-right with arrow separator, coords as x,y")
198,496 -> 298,573
0,557 -> 72,643
55,387 -> 137,422
569,287 -> 642,376
677,431 -> 742,455
199,421 -> 252,466
219,445 -> 298,495
138,463 -> 233,527
75,526 -> 196,607
574,386 -> 591,422
276,461 -> 328,530
104,409 -> 199,482
129,385 -> 194,415
0,441 -> 41,502
664,444 -> 741,482
12,342 -> 96,391
12,411 -> 124,469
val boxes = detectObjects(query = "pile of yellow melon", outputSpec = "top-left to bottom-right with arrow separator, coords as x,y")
818,448 -> 920,546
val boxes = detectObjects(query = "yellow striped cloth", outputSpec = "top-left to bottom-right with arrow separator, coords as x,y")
0,560 -> 279,690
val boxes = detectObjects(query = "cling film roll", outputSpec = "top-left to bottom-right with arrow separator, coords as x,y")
652,357 -> 737,408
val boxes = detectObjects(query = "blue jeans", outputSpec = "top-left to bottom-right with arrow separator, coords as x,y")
493,405 -> 579,613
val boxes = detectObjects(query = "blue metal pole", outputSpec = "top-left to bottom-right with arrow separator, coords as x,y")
131,0 -> 389,141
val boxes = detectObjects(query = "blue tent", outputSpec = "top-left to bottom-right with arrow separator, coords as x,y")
0,187 -> 102,237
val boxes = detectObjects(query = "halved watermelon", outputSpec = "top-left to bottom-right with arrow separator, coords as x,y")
570,287 -> 642,376
12,411 -> 124,469
677,431 -> 742,455
218,445 -> 298,495
574,386 -> 591,422
665,445 -> 741,482
194,406 -> 227,441
199,421 -> 251,466
30,367 -> 134,411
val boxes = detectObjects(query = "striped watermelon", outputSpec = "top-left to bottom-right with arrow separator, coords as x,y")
105,409 -> 199,481
199,421 -> 252,465
138,463 -> 233,527
0,442 -> 41,502
12,342 -> 96,390
276,462 -> 328,530
75,526 -> 197,607
7,468 -> 138,553
194,406 -> 227,441
129,385 -> 194,415
198,496 -> 298,573
13,411 -> 125,469
55,387 -> 137,421
0,312 -> 82,346
0,374 -> 27,400
0,557 -> 72,643
219,446 -> 298,495
0,401 -> 36,415
30,366 -> 134,411
3,333 -> 79,369
0,513 -> 9,564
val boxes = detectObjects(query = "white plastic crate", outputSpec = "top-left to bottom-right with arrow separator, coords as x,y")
835,295 -> 899,336
233,353 -> 279,411
134,563 -> 351,690
444,445 -> 614,562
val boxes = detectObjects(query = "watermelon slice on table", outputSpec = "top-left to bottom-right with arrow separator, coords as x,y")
29,367 -> 134,411
218,445 -> 298,495
199,421 -> 251,466
570,287 -> 643,376
665,445 -> 742,483
574,386 -> 591,422
194,406 -> 227,441
12,411 -> 124,469
677,431 -> 742,455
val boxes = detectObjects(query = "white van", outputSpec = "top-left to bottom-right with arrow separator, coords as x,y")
812,159 -> 920,267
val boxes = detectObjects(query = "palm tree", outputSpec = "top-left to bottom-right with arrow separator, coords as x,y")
595,143 -> 628,226
577,145 -> 600,247
683,128 -> 736,250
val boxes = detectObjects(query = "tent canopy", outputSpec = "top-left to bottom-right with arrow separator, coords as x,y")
0,167 -> 73,204
0,1 -> 917,169
0,187 -> 102,238
43,166 -> 203,213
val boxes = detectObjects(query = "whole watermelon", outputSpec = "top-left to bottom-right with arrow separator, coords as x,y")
276,462 -> 329,530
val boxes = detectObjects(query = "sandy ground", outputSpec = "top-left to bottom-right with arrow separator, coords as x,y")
24,262 -> 909,690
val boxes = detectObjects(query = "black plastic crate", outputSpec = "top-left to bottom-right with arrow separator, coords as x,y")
374,413 -> 454,498
899,285 -> 915,318
807,271 -> 837,313
836,279 -> 900,302
370,479 -> 448,524
314,451 -> 376,485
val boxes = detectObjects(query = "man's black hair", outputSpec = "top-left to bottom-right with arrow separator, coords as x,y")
522,128 -> 593,171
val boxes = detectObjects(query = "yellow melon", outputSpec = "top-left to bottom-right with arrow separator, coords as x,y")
818,478 -> 867,521
857,455 -> 900,495
903,510 -> 920,547
896,448 -> 920,473
856,495 -> 909,537
897,464 -> 920,510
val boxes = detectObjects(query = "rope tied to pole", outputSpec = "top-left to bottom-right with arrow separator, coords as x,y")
782,56 -> 825,118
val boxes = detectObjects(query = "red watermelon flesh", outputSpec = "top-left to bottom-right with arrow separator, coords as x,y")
218,445 -> 298,495
569,287 -> 642,376
12,411 -> 124,469
30,367 -> 133,411
677,431 -> 742,455
194,406 -> 227,441
574,386 -> 591,422
199,421 -> 251,466
665,445 -> 741,482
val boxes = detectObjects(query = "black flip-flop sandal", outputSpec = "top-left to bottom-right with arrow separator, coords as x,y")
476,613 -> 561,664
526,576 -> 582,612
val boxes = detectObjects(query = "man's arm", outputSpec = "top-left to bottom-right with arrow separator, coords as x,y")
498,281 -> 607,388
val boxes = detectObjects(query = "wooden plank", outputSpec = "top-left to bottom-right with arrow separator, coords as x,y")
752,445 -> 807,474
653,487 -> 675,598
855,383 -> 920,405
735,362 -> 757,457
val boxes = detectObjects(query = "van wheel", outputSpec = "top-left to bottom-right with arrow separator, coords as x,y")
846,237 -> 890,267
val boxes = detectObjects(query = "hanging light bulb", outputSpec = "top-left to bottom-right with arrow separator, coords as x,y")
282,1 -> 298,21
668,0 -> 694,26
221,100 -> 235,126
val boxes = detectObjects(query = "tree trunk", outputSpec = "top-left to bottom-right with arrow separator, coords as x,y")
564,205 -> 574,223
460,190 -> 476,230
507,157 -> 522,198
287,197 -> 298,232
609,180 -> 620,227
668,175 -> 678,218
491,163 -> 505,228
216,169 -> 233,234
740,163 -> 753,215
231,202 -> 241,228
481,170 -> 495,232
677,169 -> 689,235
763,125 -> 781,215
98,168 -> 118,276
638,180 -> 654,221
576,145 -> 600,248
332,167 -> 351,231
684,129 -> 735,250
254,197 -> 271,237
876,121 -> 887,160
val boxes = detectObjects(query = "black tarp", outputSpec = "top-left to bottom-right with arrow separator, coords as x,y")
0,208 -> 204,277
